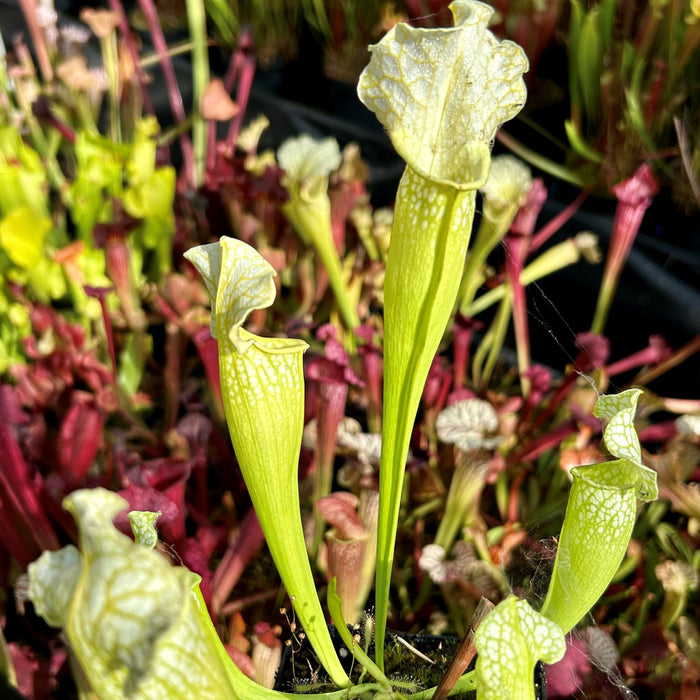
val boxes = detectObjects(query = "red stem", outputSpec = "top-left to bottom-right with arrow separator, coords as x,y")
507,469 -> 528,524
17,0 -> 53,81
163,322 -> 181,432
0,424 -> 60,559
644,60 -> 666,129
107,0 -> 155,115
504,234 -> 531,391
136,0 -> 196,188
192,327 -> 224,419
212,508 -> 265,614
225,30 -> 256,152
87,287 -> 118,380
530,189 -> 589,254
509,419 -> 578,467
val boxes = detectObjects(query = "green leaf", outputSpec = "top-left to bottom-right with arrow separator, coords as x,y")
204,0 -> 239,45
564,119 -> 604,164
68,131 -> 125,241
278,135 -> 359,333
327,578 -> 390,687
577,8 -> 603,123
277,135 -> 341,184
0,127 -> 48,217
28,489 -> 382,700
126,117 -> 160,185
74,131 -> 127,192
598,0 -> 617,51
624,60 -> 656,154
375,172 -> 479,658
474,596 -> 565,700
125,165 -> 176,278
27,545 -> 83,629
540,389 -> 658,634
594,388 -> 643,463
123,167 -> 176,224
567,0 -> 584,109
117,331 -> 151,396
0,297 -> 31,372
23,256 -> 68,303
0,206 -> 52,268
184,237 -> 276,344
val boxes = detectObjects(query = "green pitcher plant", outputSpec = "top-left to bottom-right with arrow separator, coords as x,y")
474,595 -> 565,700
26,489 -> 347,700
472,387 -> 657,699
183,236 -> 350,689
356,0 -> 528,661
277,134 -> 361,340
539,387 -> 658,633
27,489 -> 238,699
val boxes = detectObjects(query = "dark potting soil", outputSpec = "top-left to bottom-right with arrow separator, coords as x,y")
274,624 -> 470,697
273,623 -> 548,699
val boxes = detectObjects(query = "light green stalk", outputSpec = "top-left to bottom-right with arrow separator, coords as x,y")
433,398 -> 501,552
463,233 -> 600,317
435,458 -> 489,551
84,14 -> 122,143
355,489 -> 379,619
186,0 -> 209,188
458,155 -> 532,314
278,135 -> 361,340
471,288 -> 512,389
98,26 -> 122,142
0,626 -> 16,689
357,0 -> 528,667
184,237 -> 349,688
